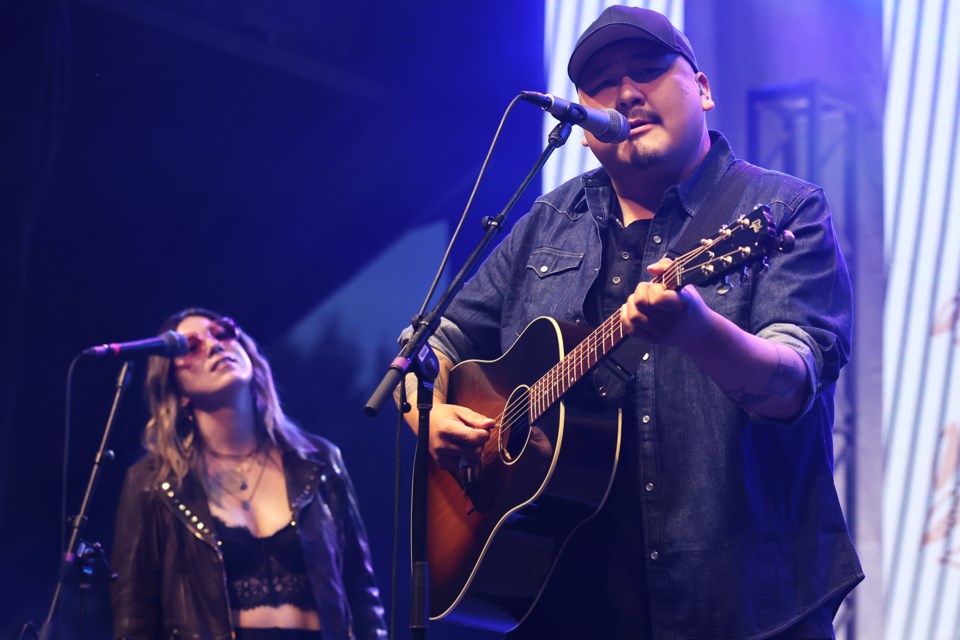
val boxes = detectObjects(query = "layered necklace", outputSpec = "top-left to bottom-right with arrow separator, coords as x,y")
202,439 -> 269,511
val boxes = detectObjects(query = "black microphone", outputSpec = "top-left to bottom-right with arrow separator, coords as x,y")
520,91 -> 630,143
82,330 -> 189,358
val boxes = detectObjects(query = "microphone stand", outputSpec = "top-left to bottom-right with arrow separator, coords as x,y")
37,361 -> 131,640
365,121 -> 572,639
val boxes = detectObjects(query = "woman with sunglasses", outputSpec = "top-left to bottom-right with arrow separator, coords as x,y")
110,308 -> 387,640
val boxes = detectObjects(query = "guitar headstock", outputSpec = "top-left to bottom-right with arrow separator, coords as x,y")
663,204 -> 795,292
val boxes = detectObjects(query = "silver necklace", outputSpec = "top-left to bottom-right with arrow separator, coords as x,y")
204,441 -> 262,490
203,445 -> 269,510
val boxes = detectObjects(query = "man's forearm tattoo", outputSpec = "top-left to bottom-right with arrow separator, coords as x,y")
722,347 -> 804,408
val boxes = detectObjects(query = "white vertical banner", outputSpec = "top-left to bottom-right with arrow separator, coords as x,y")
883,0 -> 960,639
542,0 -> 683,192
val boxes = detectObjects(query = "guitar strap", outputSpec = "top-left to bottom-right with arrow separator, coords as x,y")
586,159 -> 763,404
665,159 -> 764,260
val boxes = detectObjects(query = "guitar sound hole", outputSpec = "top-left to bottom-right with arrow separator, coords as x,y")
500,386 -> 531,463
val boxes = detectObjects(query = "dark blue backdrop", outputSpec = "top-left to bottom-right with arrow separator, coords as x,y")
0,1 -> 543,638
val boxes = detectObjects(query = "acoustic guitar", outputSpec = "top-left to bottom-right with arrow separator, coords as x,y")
425,205 -> 794,631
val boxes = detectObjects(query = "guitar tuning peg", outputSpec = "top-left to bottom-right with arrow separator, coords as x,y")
716,275 -> 732,295
737,265 -> 750,286
760,257 -> 770,272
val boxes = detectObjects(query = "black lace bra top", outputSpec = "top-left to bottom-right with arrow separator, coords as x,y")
212,515 -> 317,612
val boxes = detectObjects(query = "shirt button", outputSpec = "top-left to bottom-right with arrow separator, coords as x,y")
612,276 -> 622,285
650,551 -> 659,560
653,235 -> 663,244
621,251 -> 630,260
645,482 -> 654,492
540,265 -> 548,273
642,352 -> 650,361
642,414 -> 651,424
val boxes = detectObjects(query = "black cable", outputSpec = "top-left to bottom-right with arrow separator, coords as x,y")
30,353 -> 83,640
416,94 -> 524,317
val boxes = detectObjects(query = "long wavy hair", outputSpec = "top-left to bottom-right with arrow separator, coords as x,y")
142,308 -> 315,484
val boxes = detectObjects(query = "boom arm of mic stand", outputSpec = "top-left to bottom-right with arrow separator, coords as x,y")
363,120 -> 572,639
364,120 -> 572,416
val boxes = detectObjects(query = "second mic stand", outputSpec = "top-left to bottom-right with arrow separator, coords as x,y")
36,360 -> 130,640
366,121 -> 573,639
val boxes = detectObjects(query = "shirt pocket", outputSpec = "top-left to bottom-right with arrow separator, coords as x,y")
512,247 -> 587,332
526,247 -> 584,279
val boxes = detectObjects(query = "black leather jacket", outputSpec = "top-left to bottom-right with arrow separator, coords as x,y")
110,434 -> 387,640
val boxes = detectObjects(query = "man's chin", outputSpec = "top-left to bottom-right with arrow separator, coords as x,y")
625,144 -> 666,169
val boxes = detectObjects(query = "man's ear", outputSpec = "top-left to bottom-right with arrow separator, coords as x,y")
696,72 -> 715,112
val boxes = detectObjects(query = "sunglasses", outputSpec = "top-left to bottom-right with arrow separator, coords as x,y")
182,317 -> 241,357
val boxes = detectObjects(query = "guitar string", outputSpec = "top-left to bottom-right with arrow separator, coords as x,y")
488,235 -> 734,433
477,244 -> 741,464
481,240 -> 747,451
476,228 -> 757,465
482,310 -> 624,438
478,291 -> 644,464
479,311 -> 626,465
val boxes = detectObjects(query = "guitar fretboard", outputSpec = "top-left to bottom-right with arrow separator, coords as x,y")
528,313 -> 625,423
523,208 -> 776,425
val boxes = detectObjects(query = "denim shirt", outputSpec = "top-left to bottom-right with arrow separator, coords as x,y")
423,132 -> 863,639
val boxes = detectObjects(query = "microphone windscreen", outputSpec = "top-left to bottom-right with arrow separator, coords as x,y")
598,109 -> 630,143
160,331 -> 190,357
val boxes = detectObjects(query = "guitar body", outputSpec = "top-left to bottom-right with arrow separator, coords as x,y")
426,316 -> 622,631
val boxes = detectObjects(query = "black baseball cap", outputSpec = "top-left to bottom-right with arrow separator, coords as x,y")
567,6 -> 699,86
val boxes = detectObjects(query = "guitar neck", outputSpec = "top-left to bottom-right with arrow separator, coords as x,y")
524,202 -> 789,425
527,263 -> 686,424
